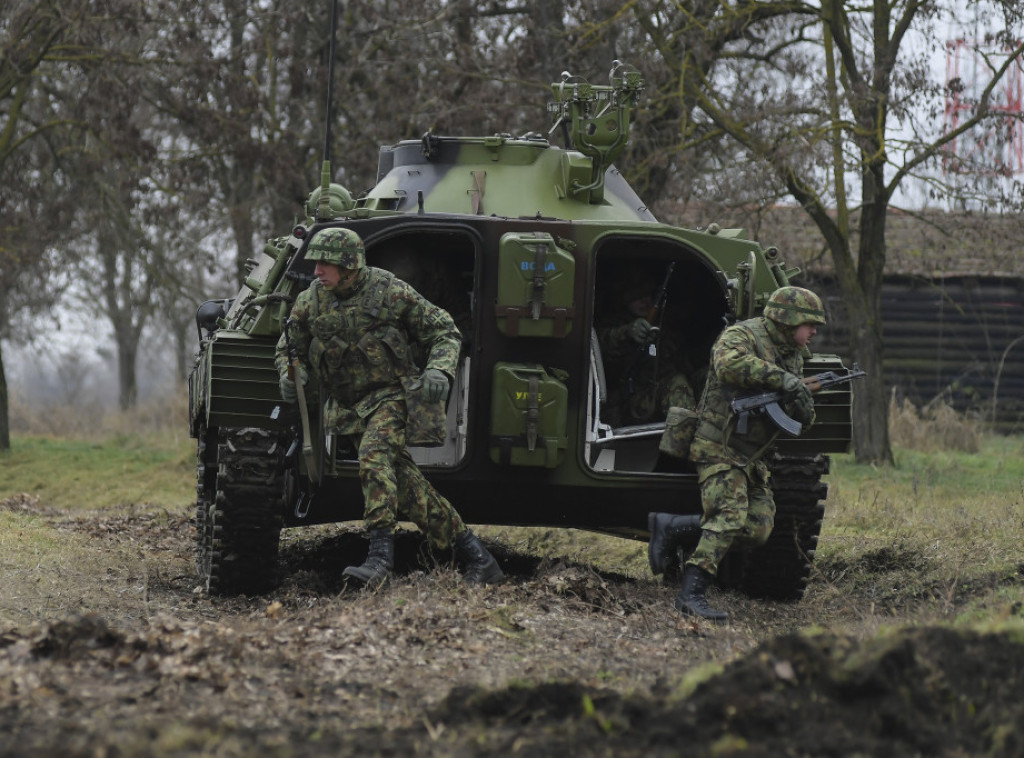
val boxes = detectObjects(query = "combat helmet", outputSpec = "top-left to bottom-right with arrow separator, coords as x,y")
304,183 -> 355,220
764,286 -> 827,326
306,228 -> 365,270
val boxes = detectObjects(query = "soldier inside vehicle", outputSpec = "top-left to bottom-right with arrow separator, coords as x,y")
588,245 -> 726,474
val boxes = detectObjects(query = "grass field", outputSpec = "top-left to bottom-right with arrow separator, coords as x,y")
823,435 -> 1024,618
3,407 -> 1024,755
4,419 -> 1023,625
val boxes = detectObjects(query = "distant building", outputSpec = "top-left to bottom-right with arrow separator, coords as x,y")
664,204 -> 1024,432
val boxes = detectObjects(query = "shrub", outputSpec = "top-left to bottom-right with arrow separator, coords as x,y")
888,390 -> 981,453
11,391 -> 187,442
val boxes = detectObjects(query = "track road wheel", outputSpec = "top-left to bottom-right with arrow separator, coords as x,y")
197,427 -> 287,595
720,453 -> 829,602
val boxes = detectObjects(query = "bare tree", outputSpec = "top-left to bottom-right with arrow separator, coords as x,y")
149,0 -> 348,281
52,1 -> 183,410
0,0 -> 96,448
643,0 -> 1023,463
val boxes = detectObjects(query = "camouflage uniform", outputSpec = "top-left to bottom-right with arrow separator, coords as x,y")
598,313 -> 697,427
685,315 -> 808,576
652,285 -> 825,622
275,263 -> 467,550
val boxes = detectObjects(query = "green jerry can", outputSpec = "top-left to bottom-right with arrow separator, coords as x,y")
489,362 -> 569,468
494,232 -> 576,337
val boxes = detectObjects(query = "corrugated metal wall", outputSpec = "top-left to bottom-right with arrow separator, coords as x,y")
808,276 -> 1024,433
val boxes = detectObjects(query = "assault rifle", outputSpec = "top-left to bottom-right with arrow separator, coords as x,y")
642,261 -> 675,357
731,365 -> 866,436
645,261 -> 676,327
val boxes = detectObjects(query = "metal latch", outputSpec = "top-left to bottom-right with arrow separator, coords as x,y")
530,242 -> 548,320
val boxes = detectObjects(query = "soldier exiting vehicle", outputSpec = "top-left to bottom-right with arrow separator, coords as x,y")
648,286 -> 826,622
275,227 -> 503,589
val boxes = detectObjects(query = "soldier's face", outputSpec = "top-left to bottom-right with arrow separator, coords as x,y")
315,262 -> 358,289
628,295 -> 653,318
793,323 -> 817,347
315,261 -> 341,288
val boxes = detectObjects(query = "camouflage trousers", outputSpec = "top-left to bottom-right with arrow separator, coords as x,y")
613,371 -> 697,427
664,372 -> 697,411
685,461 -> 775,577
352,396 -> 466,551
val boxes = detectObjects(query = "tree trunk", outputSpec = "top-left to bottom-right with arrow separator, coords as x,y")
115,322 -> 140,411
850,195 -> 894,464
527,0 -> 566,87
0,343 -> 10,450
846,293 -> 891,464
229,201 -> 256,284
815,195 -> 893,465
174,318 -> 193,384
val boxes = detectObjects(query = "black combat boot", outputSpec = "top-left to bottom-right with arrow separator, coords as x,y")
343,528 -> 394,590
647,512 -> 702,576
455,530 -> 504,585
674,565 -> 728,622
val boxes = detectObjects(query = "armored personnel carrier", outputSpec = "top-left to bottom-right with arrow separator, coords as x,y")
188,63 -> 855,598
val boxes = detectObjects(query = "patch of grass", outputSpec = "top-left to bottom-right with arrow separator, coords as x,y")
671,660 -> 727,700
818,435 -> 1024,620
10,391 -> 190,442
826,436 -> 1024,548
0,508 -> 65,561
480,526 -> 649,578
950,585 -> 1024,626
5,391 -> 1024,634
0,435 -> 195,510
0,507 -> 152,626
832,435 -> 1024,499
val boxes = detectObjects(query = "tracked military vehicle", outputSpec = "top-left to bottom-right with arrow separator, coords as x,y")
188,63 -> 855,598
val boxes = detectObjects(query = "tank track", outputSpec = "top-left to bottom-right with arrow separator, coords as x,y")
195,426 -> 287,595
725,453 -> 829,602
194,426 -> 218,586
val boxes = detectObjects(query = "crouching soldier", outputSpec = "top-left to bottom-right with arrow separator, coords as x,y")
648,286 -> 826,621
275,227 -> 503,589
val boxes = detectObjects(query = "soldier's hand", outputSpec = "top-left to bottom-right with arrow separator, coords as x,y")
279,367 -> 308,403
279,375 -> 297,403
420,368 -> 450,403
781,372 -> 813,422
790,391 -> 815,425
780,372 -> 803,396
628,318 -> 654,345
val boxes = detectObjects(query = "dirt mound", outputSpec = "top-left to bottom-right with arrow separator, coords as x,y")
679,627 -> 1024,756
424,627 -> 1024,757
3,614 -> 1022,757
25,614 -> 126,660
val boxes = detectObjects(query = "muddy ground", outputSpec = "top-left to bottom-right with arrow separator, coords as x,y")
2,494 -> 1023,757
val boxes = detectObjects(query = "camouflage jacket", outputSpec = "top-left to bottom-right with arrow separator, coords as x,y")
690,316 -> 805,466
275,266 -> 461,434
597,314 -> 698,426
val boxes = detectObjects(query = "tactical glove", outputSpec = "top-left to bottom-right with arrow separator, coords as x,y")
790,392 -> 815,425
420,368 -> 450,403
279,366 -> 308,403
628,317 -> 654,345
780,372 -> 804,396
781,372 -> 814,424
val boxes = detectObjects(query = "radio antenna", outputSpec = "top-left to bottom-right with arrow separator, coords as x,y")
317,0 -> 339,221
